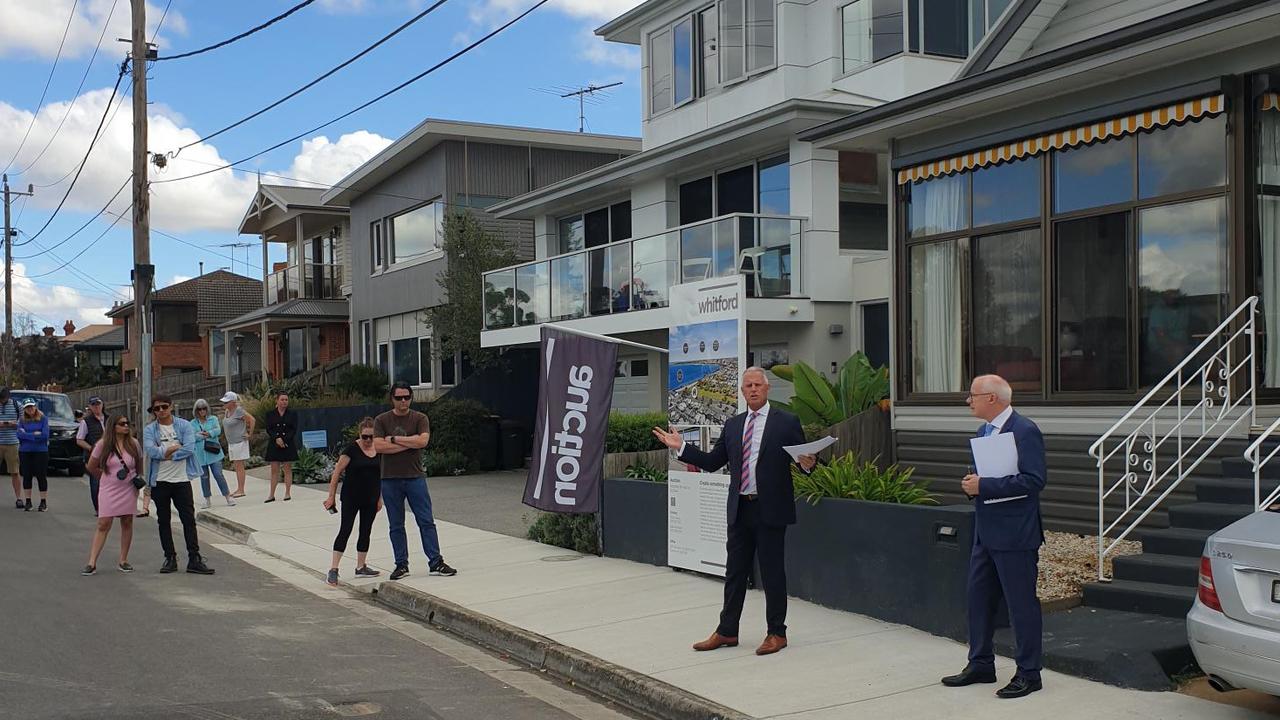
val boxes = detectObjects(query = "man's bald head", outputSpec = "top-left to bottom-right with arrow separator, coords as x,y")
967,374 -> 1012,422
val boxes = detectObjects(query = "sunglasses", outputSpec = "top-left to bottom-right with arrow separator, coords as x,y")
116,421 -> 130,427
393,395 -> 412,401
151,404 -> 171,412
360,434 -> 374,440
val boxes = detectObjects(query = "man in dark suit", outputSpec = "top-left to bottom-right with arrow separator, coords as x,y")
653,367 -> 816,656
942,374 -> 1046,699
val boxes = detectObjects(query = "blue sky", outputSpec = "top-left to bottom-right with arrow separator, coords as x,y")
0,0 -> 643,329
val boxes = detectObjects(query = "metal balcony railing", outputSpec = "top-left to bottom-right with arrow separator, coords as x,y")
481,213 -> 804,330
267,263 -> 344,305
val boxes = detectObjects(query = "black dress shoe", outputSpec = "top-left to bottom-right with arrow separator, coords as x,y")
941,665 -> 997,687
996,675 -> 1042,699
159,556 -> 179,574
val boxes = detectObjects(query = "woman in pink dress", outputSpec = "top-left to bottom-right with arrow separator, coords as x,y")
82,415 -> 142,575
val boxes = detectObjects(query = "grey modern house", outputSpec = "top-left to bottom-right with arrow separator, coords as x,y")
321,119 -> 640,398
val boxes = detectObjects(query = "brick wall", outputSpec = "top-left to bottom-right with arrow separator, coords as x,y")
121,339 -> 208,378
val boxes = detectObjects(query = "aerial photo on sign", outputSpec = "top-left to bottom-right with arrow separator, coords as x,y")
669,318 -> 739,426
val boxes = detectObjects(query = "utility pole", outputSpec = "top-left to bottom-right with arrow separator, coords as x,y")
130,0 -> 155,429
1,175 -> 34,383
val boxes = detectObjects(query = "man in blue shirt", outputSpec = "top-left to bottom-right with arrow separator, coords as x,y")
143,394 -> 214,575
0,388 -> 18,510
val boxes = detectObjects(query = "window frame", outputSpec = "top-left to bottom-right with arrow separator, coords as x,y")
896,111 -> 1234,404
387,199 -> 446,269
555,200 -> 633,254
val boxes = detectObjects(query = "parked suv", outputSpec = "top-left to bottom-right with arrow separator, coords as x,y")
10,390 -> 84,476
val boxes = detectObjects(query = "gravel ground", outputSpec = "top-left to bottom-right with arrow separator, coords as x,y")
1038,531 -> 1142,602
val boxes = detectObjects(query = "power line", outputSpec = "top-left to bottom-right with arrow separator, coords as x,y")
33,80 -> 132,189
14,175 -> 131,259
12,0 -> 120,178
152,0 -> 174,41
169,0 -> 450,154
101,210 -> 264,272
153,0 -> 553,186
1,0 -> 81,175
12,231 -> 129,301
17,206 -> 128,279
155,0 -> 320,61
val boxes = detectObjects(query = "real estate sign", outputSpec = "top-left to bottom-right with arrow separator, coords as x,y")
667,275 -> 746,577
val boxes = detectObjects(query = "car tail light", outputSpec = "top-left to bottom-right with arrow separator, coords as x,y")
1199,556 -> 1223,612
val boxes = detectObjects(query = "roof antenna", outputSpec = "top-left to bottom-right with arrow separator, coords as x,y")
536,82 -> 623,132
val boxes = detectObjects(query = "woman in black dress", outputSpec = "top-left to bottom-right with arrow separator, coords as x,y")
323,418 -> 383,584
263,392 -> 298,503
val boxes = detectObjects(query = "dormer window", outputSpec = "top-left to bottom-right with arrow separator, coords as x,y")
649,1 -> 775,117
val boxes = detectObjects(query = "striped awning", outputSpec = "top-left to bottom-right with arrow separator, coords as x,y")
897,94 -> 1227,185
1263,93 -> 1280,111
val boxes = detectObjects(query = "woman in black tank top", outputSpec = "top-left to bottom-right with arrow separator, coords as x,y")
323,418 -> 382,584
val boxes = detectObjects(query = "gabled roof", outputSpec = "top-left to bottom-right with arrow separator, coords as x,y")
107,270 -> 262,327
220,298 -> 349,331
73,325 -> 125,351
596,0 -> 668,44
239,183 -> 348,235
59,324 -> 117,345
321,119 -> 640,207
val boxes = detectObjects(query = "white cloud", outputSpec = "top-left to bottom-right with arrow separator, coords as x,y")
165,274 -> 192,288
576,26 -> 639,69
8,264 -> 116,328
0,86 -> 392,234
469,0 -> 643,67
317,0 -> 373,14
0,0 -> 186,60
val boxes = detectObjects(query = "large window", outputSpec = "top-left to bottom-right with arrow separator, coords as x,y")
390,201 -> 445,265
153,304 -> 198,343
1259,102 -> 1280,388
902,110 -> 1230,399
558,201 -> 631,254
843,0 -> 990,75
842,0 -> 904,72
392,338 -> 419,387
650,1 -> 774,115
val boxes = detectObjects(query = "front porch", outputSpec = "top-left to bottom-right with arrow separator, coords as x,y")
221,300 -> 350,381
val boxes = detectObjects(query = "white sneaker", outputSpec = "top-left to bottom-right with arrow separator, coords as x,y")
224,496 -> 236,507
201,498 -> 211,509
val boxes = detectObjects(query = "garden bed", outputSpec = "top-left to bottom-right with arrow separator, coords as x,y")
1038,531 -> 1142,603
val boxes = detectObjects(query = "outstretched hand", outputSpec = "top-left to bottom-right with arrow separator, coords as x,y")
651,426 -> 683,451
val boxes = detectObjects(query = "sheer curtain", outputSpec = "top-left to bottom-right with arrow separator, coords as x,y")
1261,111 -> 1280,386
912,172 -> 969,236
911,241 -> 962,392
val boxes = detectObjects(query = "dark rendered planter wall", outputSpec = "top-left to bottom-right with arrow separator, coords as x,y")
601,478 -> 668,567
786,498 -> 975,639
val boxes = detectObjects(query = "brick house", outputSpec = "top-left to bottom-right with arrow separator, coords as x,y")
107,270 -> 263,380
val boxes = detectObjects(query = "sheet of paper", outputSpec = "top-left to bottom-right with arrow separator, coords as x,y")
782,435 -> 837,462
969,432 -> 1019,478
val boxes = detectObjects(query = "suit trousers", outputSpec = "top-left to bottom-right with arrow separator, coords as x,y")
152,481 -> 201,560
966,539 -> 1042,681
717,498 -> 788,638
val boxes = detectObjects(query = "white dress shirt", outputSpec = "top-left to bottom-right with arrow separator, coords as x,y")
987,405 -> 1014,435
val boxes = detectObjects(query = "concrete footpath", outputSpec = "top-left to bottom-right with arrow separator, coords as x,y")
197,472 -> 1270,720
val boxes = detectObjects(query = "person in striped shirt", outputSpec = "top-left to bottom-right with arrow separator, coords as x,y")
0,388 -> 20,510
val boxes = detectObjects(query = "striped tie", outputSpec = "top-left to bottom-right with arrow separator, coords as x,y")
741,412 -> 759,494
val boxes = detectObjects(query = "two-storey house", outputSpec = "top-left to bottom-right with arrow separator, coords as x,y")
480,0 -> 1014,411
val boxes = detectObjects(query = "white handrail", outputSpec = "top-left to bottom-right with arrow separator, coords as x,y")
1092,296 -> 1258,581
1244,416 -> 1280,511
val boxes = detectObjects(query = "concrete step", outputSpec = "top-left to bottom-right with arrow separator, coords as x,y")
1138,526 -> 1213,557
1110,553 -> 1201,587
1166,502 -> 1254,532
1219,456 -> 1280,480
1193,477 -> 1256,504
1082,579 -> 1197,618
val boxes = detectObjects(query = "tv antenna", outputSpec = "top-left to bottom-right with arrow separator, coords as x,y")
536,82 -> 623,133
218,242 -> 256,275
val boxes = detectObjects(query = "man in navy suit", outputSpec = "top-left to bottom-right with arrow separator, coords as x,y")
942,374 -> 1046,699
653,367 -> 816,656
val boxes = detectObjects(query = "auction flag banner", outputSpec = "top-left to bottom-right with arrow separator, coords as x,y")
667,275 -> 747,577
523,326 -> 618,514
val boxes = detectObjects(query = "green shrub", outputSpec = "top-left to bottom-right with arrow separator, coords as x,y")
527,512 -> 598,554
335,365 -> 389,402
422,449 -> 469,477
292,447 -> 334,484
625,460 -> 667,483
424,398 -> 490,465
771,353 -> 889,427
792,452 -> 935,505
606,411 -> 667,453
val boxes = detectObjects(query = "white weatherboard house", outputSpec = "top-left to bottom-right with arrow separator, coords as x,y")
480,0 -> 1018,412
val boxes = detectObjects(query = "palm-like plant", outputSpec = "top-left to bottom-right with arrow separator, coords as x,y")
770,353 -> 889,427
792,452 -> 935,505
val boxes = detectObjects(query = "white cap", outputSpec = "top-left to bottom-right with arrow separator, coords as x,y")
21,399 -> 36,408
219,392 -> 239,403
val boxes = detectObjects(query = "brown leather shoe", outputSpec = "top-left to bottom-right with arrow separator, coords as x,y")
692,632 -> 738,651
755,634 -> 787,656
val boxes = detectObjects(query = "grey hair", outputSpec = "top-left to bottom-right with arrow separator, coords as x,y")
193,398 -> 210,413
974,374 -> 1013,403
742,366 -> 771,385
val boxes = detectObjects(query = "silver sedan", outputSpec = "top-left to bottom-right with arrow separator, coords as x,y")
1187,509 -> 1280,697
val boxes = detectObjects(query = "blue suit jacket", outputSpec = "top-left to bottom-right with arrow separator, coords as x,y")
972,410 -> 1046,552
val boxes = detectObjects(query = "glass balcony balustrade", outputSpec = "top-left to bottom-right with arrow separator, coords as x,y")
267,263 -> 345,305
482,213 -> 802,330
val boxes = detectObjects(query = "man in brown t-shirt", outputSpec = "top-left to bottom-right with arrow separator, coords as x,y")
373,381 -> 457,580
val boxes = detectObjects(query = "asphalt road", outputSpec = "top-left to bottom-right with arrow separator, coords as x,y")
0,475 -> 632,720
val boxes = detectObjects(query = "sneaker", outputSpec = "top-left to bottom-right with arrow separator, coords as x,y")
389,564 -> 409,581
201,497 -> 212,509
81,565 -> 96,576
23,498 -> 31,511
354,565 -> 380,578
14,499 -> 22,510
37,500 -> 46,512
326,569 -> 339,586
224,496 -> 236,507
429,560 -> 457,577
159,556 -> 179,574
117,562 -> 133,573
186,555 -> 215,575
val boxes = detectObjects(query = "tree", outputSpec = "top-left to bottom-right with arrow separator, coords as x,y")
421,210 -> 517,370
12,335 -> 76,390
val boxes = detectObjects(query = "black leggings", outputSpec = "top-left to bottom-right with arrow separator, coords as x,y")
20,452 -> 48,492
333,481 -> 380,554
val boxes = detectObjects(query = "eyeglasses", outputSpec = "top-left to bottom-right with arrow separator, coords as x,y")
393,395 -> 412,401
360,434 -> 374,440
964,392 -> 995,402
